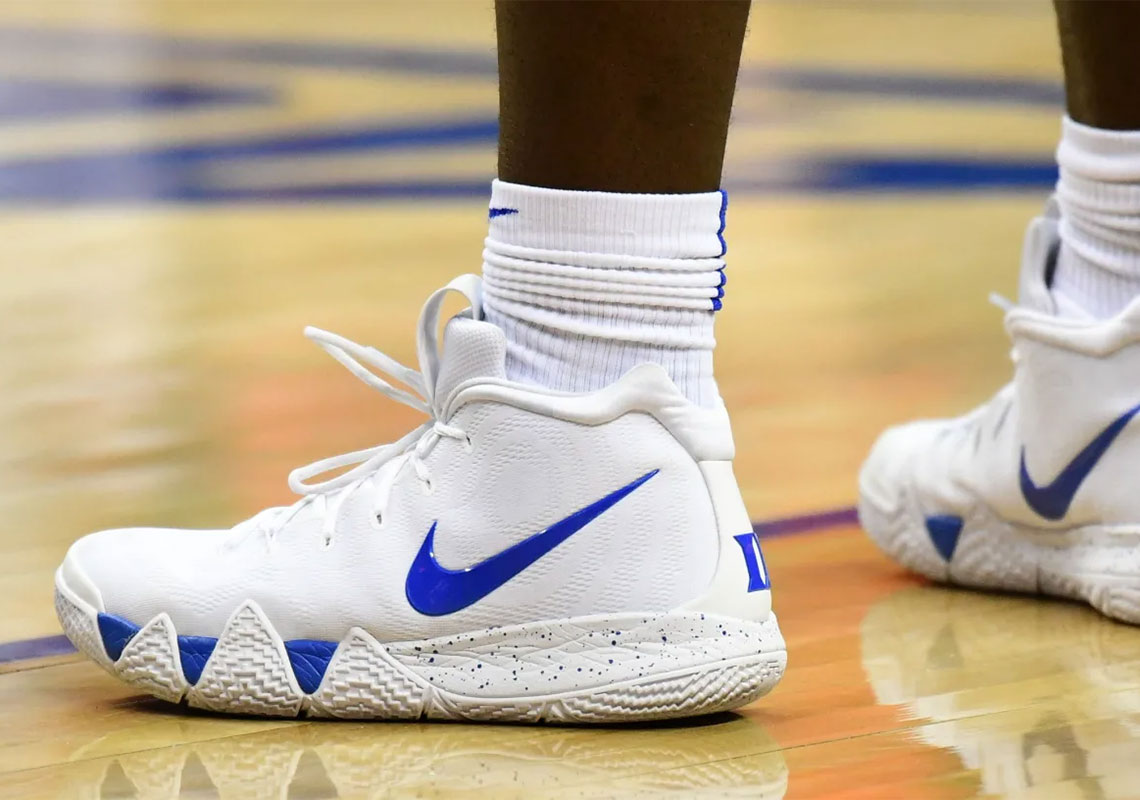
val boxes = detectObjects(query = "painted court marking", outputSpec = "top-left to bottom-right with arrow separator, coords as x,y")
0,26 -> 1061,201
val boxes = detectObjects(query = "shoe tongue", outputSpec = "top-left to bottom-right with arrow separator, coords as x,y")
433,315 -> 507,402
1015,198 -> 1062,314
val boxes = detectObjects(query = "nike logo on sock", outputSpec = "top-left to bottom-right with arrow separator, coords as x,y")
488,207 -> 519,219
405,470 -> 658,616
1019,403 -> 1140,520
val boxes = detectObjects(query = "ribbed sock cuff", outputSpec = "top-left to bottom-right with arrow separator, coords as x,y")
481,180 -> 727,406
1053,116 -> 1140,319
488,180 -> 726,259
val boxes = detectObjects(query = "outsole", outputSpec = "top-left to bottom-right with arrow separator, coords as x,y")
858,483 -> 1140,625
55,573 -> 786,723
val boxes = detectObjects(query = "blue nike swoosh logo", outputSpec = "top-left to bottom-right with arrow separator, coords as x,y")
1019,403 -> 1140,520
405,469 -> 658,616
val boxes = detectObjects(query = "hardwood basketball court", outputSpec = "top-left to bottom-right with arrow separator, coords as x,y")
3,2 -> 1138,797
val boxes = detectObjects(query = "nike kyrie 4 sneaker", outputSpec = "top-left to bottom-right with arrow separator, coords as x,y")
55,275 -> 786,722
860,202 -> 1140,623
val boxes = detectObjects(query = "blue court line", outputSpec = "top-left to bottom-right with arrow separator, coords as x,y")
740,66 -> 1063,107
741,156 -> 1059,193
0,26 -> 499,78
170,181 -> 496,203
0,504 -> 860,666
0,77 -> 272,121
0,25 -> 1063,107
0,116 -> 498,202
753,506 -> 859,537
13,115 -> 496,162
0,634 -> 75,664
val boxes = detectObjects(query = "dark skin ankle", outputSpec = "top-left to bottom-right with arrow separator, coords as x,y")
1055,0 -> 1140,130
495,0 -> 751,193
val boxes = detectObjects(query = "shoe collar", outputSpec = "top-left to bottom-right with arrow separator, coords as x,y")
1015,196 -> 1060,316
1005,197 -> 1140,351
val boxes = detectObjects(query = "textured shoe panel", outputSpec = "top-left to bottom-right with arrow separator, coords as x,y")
57,585 -> 785,722
189,604 -> 305,717
559,655 -> 785,722
384,612 -> 783,697
307,632 -> 424,720
861,489 -> 1140,624
54,584 -> 113,673
858,492 -> 950,582
115,614 -> 186,703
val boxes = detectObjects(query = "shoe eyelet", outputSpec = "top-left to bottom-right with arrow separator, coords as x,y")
370,511 -> 384,530
422,478 -> 434,495
463,434 -> 473,452
322,535 -> 333,549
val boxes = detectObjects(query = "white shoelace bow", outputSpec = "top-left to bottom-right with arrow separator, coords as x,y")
250,274 -> 483,545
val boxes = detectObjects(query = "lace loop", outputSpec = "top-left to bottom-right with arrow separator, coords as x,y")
253,275 -> 482,544
287,273 -> 482,496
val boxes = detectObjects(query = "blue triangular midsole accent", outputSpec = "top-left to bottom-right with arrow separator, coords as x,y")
97,613 -> 140,662
177,635 -> 218,685
284,640 -> 338,694
925,514 -> 964,562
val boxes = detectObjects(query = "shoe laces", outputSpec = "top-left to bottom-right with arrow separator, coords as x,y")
246,274 -> 483,548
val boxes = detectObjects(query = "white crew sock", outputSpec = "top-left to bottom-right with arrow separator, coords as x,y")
481,180 -> 727,407
1053,116 -> 1140,319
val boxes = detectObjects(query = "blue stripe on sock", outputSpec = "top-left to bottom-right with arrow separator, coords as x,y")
716,190 -> 728,257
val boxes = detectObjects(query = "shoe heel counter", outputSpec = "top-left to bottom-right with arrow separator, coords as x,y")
680,461 -> 773,622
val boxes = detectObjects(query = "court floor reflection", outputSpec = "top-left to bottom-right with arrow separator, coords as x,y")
861,586 -> 1140,799
34,711 -> 788,798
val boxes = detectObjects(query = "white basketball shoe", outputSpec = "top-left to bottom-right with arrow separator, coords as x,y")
860,201 -> 1140,623
55,274 -> 786,722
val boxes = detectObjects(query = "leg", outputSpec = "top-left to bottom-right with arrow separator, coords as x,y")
1055,0 -> 1140,130
1051,0 -> 1140,319
485,0 -> 750,408
496,0 -> 750,193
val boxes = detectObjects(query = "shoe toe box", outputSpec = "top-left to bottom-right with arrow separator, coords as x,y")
859,419 -> 948,513
61,526 -> 227,625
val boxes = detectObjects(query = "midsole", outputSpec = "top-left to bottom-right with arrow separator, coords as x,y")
55,568 -> 785,700
860,486 -> 1140,593
859,483 -> 1140,546
380,610 -> 784,698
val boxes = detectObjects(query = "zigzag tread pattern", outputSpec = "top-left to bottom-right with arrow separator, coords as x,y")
308,633 -> 424,719
54,587 -> 111,672
859,490 -> 1140,625
188,604 -> 303,717
558,654 -> 785,722
56,585 -> 786,723
116,615 -> 186,703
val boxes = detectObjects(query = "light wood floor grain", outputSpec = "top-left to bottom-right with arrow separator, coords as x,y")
4,1 -> 1138,797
